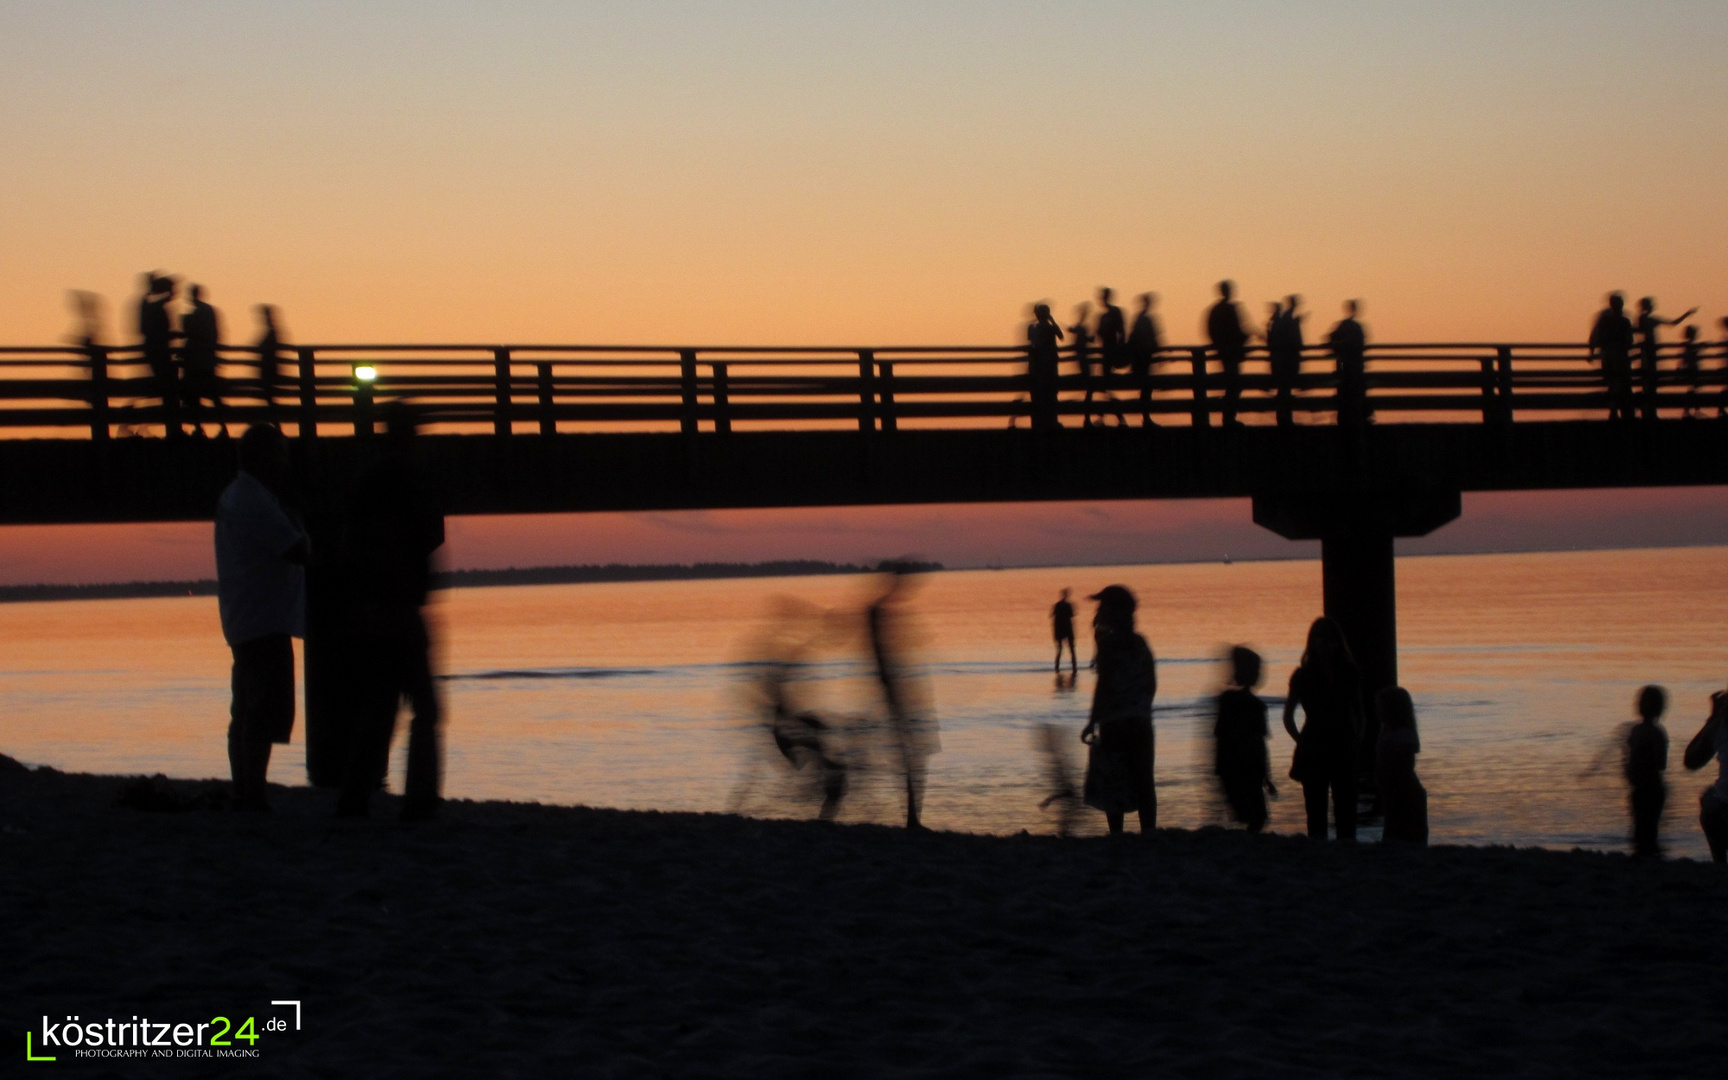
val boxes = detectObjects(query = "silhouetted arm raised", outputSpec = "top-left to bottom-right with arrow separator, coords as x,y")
1683,692 -> 1726,771
1282,671 -> 1301,742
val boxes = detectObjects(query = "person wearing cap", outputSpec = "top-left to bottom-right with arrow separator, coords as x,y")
1080,584 -> 1157,836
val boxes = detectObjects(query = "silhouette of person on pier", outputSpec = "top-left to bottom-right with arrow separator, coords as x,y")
1374,687 -> 1428,844
180,284 -> 226,437
68,290 -> 103,349
337,403 -> 447,822
1266,295 -> 1305,427
1092,288 -> 1128,427
1025,302 -> 1064,433
1214,646 -> 1274,832
1205,280 -> 1250,426
1720,317 -> 1728,419
215,424 -> 307,812
256,305 -> 285,425
1682,687 -> 1728,862
867,563 -> 938,830
1068,302 -> 1099,426
136,272 -> 181,438
1081,585 -> 1156,836
1635,297 -> 1695,422
1283,617 -> 1363,840
1051,588 -> 1077,680
1625,684 -> 1669,857
1328,300 -> 1369,430
1589,292 -> 1636,422
1127,292 -> 1162,426
1679,323 -> 1703,418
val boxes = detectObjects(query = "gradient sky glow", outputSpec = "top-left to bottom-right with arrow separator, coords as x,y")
4,1 -> 1727,345
2,2 -> 1726,580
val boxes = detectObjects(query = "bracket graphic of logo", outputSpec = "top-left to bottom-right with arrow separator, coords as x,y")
25,1033 -> 54,1062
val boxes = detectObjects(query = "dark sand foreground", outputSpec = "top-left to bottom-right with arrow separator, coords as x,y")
5,762 -> 1726,1078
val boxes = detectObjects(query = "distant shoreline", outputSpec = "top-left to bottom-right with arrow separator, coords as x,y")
0,559 -> 944,605
1,541 -> 1722,604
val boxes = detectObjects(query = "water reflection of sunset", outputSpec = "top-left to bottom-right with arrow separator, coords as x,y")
4,547 -> 1724,859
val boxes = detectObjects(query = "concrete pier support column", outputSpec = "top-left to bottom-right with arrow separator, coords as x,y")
1252,488 -> 1460,772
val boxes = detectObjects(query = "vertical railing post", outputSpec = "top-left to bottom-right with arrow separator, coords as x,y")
1495,345 -> 1514,427
537,361 -> 555,436
297,347 -> 318,444
1478,354 -> 1497,424
878,359 -> 896,433
680,350 -> 699,438
711,361 -> 731,435
494,348 -> 512,438
1189,347 -> 1210,428
857,350 -> 876,433
87,343 -> 109,442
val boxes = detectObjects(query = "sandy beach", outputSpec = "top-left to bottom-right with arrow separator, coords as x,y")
4,760 -> 1725,1077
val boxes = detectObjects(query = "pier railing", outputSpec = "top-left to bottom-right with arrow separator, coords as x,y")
0,341 -> 1720,441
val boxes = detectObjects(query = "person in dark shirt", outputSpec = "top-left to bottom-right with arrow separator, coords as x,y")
1719,317 -> 1728,420
255,305 -> 285,425
1126,292 -> 1163,427
137,272 -> 182,438
1051,588 -> 1077,678
1679,323 -> 1703,419
1091,289 -> 1128,427
1265,294 -> 1305,428
1282,617 -> 1363,840
1205,280 -> 1251,426
337,403 -> 447,821
1328,299 -> 1368,429
1025,302 -> 1064,433
1214,645 -> 1274,832
1625,684 -> 1670,857
1588,292 -> 1636,422
1081,585 -> 1156,836
179,284 -> 226,437
1634,297 -> 1696,422
1068,302 -> 1099,428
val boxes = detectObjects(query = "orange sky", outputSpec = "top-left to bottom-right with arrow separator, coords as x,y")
2,3 -> 1726,580
2,3 -> 1726,349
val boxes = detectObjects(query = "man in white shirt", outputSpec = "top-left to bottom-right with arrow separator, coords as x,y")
215,424 -> 306,811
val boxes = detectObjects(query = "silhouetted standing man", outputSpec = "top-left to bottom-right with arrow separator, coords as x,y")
1635,297 -> 1695,422
1068,302 -> 1097,427
1095,287 -> 1126,375
1328,299 -> 1368,430
137,272 -> 181,438
256,305 -> 284,425
1719,317 -> 1728,419
1127,292 -> 1162,427
1588,292 -> 1636,422
1052,587 -> 1077,678
1206,280 -> 1250,426
338,404 -> 446,821
1026,302 -> 1063,433
1266,295 -> 1305,428
180,284 -> 226,437
215,424 -> 307,811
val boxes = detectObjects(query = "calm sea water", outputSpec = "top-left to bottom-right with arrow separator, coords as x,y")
3,548 -> 1725,859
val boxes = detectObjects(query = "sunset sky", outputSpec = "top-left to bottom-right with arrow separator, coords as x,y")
2,1 -> 1725,581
